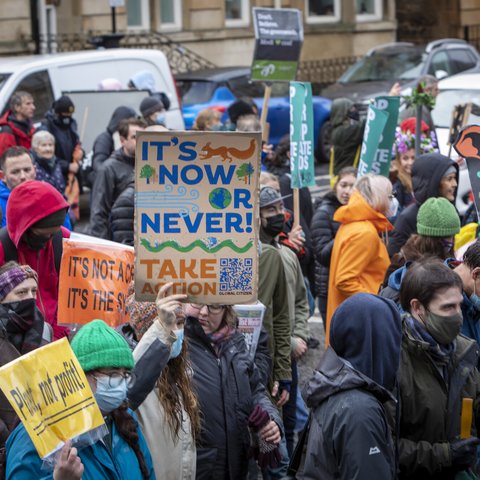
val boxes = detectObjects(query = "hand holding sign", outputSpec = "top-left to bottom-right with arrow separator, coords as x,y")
453,125 -> 480,215
53,440 -> 84,480
155,282 -> 187,332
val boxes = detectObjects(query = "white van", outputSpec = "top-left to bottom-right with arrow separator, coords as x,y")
0,48 -> 185,131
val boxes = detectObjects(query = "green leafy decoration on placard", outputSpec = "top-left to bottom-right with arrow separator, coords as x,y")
140,238 -> 253,254
236,162 -> 255,185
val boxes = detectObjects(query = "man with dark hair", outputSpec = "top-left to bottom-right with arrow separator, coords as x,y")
0,147 -> 36,226
447,239 -> 480,348
0,91 -> 35,157
395,259 -> 480,479
89,117 -> 146,239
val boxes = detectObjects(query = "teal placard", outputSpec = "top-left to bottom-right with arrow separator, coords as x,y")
290,82 -> 315,188
357,105 -> 389,177
371,96 -> 400,177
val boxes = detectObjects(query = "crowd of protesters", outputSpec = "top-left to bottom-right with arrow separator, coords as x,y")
0,70 -> 479,480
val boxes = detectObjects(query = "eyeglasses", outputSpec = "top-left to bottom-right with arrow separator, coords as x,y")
189,304 -> 225,314
92,371 -> 133,388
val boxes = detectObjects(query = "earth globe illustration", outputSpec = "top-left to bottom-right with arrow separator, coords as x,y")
209,188 -> 232,209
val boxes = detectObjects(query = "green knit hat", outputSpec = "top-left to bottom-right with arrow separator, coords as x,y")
417,197 -> 460,237
71,320 -> 134,372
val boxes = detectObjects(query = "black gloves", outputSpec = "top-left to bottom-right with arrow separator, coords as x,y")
450,437 -> 480,468
248,405 -> 281,469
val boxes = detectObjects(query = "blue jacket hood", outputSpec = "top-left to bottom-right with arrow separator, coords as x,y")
330,293 -> 402,391
129,70 -> 156,92
387,263 -> 410,290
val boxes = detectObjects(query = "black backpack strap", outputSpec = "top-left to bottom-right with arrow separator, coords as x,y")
0,227 -> 63,274
52,230 -> 64,274
0,227 -> 17,263
287,413 -> 312,478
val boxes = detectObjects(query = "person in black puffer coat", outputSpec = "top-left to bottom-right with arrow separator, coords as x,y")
311,167 -> 356,324
387,153 -> 459,258
110,179 -> 134,245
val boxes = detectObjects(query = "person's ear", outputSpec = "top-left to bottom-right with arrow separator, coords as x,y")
472,267 -> 480,281
410,298 -> 425,321
0,170 -> 4,180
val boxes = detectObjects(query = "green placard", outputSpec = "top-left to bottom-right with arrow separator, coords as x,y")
371,96 -> 400,177
357,105 -> 389,177
290,82 -> 315,188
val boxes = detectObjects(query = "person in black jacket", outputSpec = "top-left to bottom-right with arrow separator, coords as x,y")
183,301 -> 283,479
298,293 -> 401,479
89,118 -> 146,239
387,153 -> 459,258
311,167 -> 356,324
110,178 -> 134,245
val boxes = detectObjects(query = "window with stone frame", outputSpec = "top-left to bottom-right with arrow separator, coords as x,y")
305,0 -> 340,23
225,0 -> 250,27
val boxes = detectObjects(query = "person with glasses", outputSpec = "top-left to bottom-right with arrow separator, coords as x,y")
180,296 -> 283,479
6,320 -> 155,479
326,174 -> 395,345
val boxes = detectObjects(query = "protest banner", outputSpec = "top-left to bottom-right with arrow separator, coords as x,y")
357,105 -> 389,178
370,96 -> 400,177
58,239 -> 134,327
135,131 -> 261,304
290,82 -> 315,189
453,124 -> 480,215
251,7 -> 303,82
234,302 -> 266,360
0,338 -> 104,459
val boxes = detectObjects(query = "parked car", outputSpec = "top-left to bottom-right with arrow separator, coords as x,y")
176,67 -> 331,157
432,71 -> 480,216
317,39 -> 480,162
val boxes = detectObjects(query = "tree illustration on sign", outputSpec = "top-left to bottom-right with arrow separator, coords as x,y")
236,162 -> 255,184
140,164 -> 155,184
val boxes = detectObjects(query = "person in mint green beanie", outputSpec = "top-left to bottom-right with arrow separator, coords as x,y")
6,320 -> 156,480
384,197 -> 460,285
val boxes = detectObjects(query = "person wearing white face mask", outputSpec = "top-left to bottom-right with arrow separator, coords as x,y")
139,96 -> 167,127
5,320 -> 156,480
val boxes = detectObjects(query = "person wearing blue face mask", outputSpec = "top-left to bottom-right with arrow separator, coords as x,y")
5,319 -> 156,479
121,282 -> 199,480
139,95 -> 167,127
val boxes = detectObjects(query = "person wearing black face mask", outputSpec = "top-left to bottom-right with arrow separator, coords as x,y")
0,261 -> 48,478
396,259 -> 480,479
37,95 -> 83,187
258,186 -> 310,468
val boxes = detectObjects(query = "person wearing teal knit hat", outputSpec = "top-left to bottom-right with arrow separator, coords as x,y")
384,197 -> 461,285
5,319 -> 155,479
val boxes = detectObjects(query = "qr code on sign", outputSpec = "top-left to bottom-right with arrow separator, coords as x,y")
219,258 -> 253,292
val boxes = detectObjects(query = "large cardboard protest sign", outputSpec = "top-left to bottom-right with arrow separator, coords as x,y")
290,81 -> 315,188
58,239 -> 134,327
454,124 -> 480,215
135,131 -> 261,304
0,338 -> 104,459
251,8 -> 303,82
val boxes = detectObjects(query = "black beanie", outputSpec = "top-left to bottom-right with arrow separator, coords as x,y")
31,208 -> 67,229
140,96 -> 164,117
54,96 -> 75,115
228,99 -> 256,124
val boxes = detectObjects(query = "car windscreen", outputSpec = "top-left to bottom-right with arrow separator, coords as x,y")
432,89 -> 480,128
0,73 -> 11,93
176,80 -> 217,105
339,50 -> 426,83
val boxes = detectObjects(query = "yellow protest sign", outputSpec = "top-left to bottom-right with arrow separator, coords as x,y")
0,338 -> 104,459
135,131 -> 260,304
58,239 -> 134,327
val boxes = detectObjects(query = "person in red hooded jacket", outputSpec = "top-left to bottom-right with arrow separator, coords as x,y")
0,180 -> 70,339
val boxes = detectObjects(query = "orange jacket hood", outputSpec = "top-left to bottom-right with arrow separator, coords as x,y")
333,190 -> 393,233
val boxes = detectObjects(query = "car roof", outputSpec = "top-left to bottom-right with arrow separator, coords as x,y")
176,66 -> 250,82
438,71 -> 480,90
0,49 -> 168,73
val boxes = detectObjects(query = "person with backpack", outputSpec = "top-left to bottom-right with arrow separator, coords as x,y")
0,180 -> 70,340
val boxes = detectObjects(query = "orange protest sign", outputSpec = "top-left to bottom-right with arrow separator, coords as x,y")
58,239 -> 134,327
